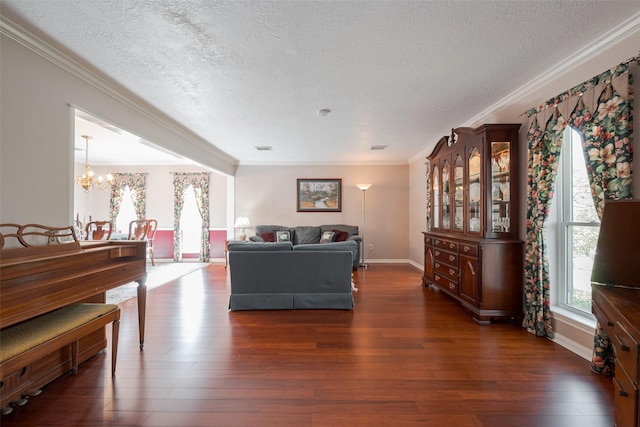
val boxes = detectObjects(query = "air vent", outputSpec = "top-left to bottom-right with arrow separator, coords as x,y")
371,145 -> 388,151
254,146 -> 273,151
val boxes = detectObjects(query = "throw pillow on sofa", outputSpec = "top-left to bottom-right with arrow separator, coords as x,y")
259,232 -> 276,242
320,231 -> 336,243
275,230 -> 291,242
332,229 -> 349,242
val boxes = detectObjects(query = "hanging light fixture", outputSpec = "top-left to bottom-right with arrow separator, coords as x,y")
75,135 -> 113,192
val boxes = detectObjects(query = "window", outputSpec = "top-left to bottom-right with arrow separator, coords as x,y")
556,127 -> 600,315
115,186 -> 137,234
180,185 -> 202,254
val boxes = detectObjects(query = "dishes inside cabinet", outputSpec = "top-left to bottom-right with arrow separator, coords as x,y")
469,182 -> 480,203
469,217 -> 480,232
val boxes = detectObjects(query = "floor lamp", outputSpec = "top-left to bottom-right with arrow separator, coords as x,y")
356,184 -> 372,268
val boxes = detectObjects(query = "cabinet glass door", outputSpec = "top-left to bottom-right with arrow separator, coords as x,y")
432,165 -> 440,229
453,154 -> 464,232
441,160 -> 451,230
490,141 -> 510,233
467,147 -> 481,233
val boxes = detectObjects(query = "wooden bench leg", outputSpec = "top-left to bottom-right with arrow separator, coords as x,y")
71,340 -> 79,374
111,318 -> 120,376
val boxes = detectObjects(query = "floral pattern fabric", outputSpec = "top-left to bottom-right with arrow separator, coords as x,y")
524,63 -> 633,377
108,173 -> 147,229
172,172 -> 210,262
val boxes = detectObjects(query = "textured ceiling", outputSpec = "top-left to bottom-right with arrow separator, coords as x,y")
3,1 -> 640,166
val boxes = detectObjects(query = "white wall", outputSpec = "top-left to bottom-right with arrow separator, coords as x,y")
235,165 -> 409,261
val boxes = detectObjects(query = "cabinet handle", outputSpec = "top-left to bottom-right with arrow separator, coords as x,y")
435,239 -> 440,245
435,275 -> 440,281
619,390 -> 628,397
449,268 -> 456,276
620,342 -> 630,352
449,243 -> 455,249
435,250 -> 440,256
435,262 -> 440,268
607,320 -> 614,326
449,255 -> 455,262
449,283 -> 455,290
463,246 -> 470,252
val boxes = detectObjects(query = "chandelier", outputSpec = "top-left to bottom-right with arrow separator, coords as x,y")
75,135 -> 113,192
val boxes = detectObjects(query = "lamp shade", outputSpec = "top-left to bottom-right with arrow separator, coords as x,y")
356,183 -> 372,191
233,216 -> 251,229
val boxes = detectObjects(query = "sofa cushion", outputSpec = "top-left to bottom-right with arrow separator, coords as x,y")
332,229 -> 349,242
319,231 -> 336,243
293,226 -> 321,244
258,232 -> 276,242
228,241 -> 293,251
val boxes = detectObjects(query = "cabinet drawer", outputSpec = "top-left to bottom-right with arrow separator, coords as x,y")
592,300 -> 616,339
459,243 -> 478,257
434,261 -> 458,282
434,249 -> 457,265
614,322 -> 639,383
612,362 -> 638,427
592,291 -> 618,331
434,273 -> 458,294
433,238 -> 458,252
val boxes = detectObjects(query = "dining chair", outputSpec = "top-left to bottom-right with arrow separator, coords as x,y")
127,219 -> 149,241
145,219 -> 158,266
85,220 -> 113,241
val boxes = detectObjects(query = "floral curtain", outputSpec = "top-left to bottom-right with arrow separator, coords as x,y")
524,62 -> 634,375
172,172 -> 210,262
109,173 -> 147,228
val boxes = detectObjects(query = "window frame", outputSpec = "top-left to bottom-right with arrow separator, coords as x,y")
554,126 -> 600,320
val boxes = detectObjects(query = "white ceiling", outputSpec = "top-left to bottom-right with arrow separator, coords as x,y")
3,1 -> 640,166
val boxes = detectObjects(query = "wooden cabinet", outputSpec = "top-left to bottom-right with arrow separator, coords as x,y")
423,124 -> 523,324
592,286 -> 640,427
590,200 -> 640,427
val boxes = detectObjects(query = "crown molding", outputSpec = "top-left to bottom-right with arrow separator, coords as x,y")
237,160 -> 409,167
408,11 -> 640,165
0,14 -> 238,168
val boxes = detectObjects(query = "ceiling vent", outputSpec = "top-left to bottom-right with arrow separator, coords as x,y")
254,146 -> 273,151
371,145 -> 388,151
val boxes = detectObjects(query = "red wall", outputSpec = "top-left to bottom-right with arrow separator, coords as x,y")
153,229 -> 227,260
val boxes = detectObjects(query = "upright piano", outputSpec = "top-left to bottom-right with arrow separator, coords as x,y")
0,224 -> 147,409
590,200 -> 640,427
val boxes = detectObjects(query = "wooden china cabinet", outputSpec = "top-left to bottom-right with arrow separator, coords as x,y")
423,124 -> 523,324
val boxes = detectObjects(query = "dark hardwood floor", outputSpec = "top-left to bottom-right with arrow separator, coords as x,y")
2,264 -> 613,426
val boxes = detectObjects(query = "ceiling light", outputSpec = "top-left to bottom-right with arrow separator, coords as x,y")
318,108 -> 331,117
74,135 -> 113,192
255,146 -> 273,151
371,145 -> 388,151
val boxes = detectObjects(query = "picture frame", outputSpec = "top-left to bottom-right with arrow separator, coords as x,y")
297,178 -> 342,212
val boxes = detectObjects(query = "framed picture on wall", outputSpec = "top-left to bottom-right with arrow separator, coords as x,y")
297,179 -> 342,212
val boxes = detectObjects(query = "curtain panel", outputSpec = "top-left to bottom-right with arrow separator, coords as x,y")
524,60 -> 634,376
108,173 -> 148,228
171,172 -> 211,262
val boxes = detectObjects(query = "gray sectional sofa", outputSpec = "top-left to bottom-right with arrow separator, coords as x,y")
250,224 -> 361,270
227,240 -> 357,311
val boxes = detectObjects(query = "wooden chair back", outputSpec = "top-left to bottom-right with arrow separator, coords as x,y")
85,221 -> 113,241
127,220 -> 149,241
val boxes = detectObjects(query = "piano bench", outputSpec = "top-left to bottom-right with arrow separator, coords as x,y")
0,303 -> 121,381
